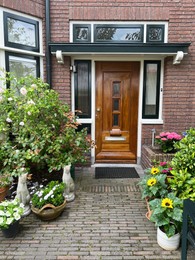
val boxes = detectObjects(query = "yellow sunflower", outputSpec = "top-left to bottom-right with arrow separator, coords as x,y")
150,167 -> 160,175
161,198 -> 173,209
147,178 -> 157,187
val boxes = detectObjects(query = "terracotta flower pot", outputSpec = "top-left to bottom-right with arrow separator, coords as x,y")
0,186 -> 9,202
31,200 -> 66,221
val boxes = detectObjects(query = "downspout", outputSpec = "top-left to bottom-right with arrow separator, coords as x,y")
45,0 -> 51,87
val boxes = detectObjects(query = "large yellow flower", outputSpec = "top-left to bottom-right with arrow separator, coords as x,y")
161,198 -> 173,209
147,178 -> 157,186
150,167 -> 160,175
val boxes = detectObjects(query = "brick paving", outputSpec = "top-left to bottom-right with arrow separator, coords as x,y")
0,166 -> 194,260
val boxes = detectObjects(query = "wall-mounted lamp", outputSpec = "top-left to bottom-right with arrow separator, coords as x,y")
70,65 -> 77,73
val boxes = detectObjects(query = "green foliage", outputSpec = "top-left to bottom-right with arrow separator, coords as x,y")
138,174 -> 168,199
0,73 -> 92,177
0,199 -> 24,229
149,193 -> 183,237
169,128 -> 195,201
31,181 -> 65,209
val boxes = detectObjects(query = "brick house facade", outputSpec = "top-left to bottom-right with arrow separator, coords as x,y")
0,0 -> 194,165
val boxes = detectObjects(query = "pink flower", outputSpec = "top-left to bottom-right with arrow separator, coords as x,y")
161,138 -> 167,141
160,162 -> 167,166
162,169 -> 168,173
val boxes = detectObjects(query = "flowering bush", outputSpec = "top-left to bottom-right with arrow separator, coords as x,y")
155,132 -> 182,153
149,193 -> 183,237
0,199 -> 24,229
0,73 -> 92,177
31,181 -> 65,209
0,173 -> 13,188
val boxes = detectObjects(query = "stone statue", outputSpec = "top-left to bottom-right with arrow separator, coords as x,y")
15,173 -> 31,216
62,165 -> 75,202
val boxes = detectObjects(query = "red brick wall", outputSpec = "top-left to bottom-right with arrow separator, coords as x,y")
1,0 -> 195,146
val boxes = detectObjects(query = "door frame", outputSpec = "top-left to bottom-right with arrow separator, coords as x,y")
71,55 -> 164,165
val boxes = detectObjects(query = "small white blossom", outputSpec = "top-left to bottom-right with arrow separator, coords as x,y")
8,97 -> 13,101
27,99 -> 35,105
6,217 -> 14,225
31,84 -> 37,89
20,87 -> 27,96
19,121 -> 24,126
27,111 -> 31,115
6,118 -> 12,123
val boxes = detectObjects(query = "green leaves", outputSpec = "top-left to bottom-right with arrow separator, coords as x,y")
0,73 -> 92,178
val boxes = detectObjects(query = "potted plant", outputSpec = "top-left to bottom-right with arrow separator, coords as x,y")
31,180 -> 66,220
155,131 -> 182,153
0,172 -> 13,202
149,192 -> 183,250
0,198 -> 24,238
0,73 -> 92,185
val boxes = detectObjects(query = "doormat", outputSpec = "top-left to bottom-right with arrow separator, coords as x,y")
95,167 -> 139,179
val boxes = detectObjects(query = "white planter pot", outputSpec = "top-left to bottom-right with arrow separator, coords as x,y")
157,227 -> 180,250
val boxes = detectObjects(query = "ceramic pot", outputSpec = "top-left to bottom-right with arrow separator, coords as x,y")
1,220 -> 20,238
157,227 -> 180,250
0,186 -> 9,202
31,200 -> 66,221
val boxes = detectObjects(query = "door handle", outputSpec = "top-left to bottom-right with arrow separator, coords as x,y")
96,108 -> 101,112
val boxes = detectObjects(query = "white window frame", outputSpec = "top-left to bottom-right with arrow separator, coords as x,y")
0,7 -> 44,83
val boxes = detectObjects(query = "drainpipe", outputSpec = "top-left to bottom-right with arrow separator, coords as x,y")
45,0 -> 51,87
151,128 -> 156,147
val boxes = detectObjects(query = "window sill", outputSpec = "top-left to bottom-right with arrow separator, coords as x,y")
141,119 -> 163,124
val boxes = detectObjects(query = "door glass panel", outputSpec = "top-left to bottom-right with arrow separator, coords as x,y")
112,81 -> 121,128
113,114 -> 119,126
113,82 -> 120,96
113,99 -> 119,110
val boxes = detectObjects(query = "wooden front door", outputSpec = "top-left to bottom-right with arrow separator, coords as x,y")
95,61 -> 140,163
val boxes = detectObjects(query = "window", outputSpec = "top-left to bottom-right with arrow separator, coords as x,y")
4,12 -> 39,52
94,25 -> 143,42
5,53 -> 40,80
142,61 -> 161,119
0,10 -> 42,85
72,22 -> 166,43
74,60 -> 91,118
73,24 -> 91,42
146,25 -> 165,43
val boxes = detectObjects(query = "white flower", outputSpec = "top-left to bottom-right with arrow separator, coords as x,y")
0,217 -> 4,224
27,99 -> 35,105
52,124 -> 55,129
13,212 -> 21,221
5,211 -> 11,217
8,97 -> 13,101
19,122 -> 24,126
27,111 -> 31,115
6,217 -> 14,225
20,87 -> 27,95
0,210 -> 4,216
6,117 -> 12,123
31,84 -> 37,89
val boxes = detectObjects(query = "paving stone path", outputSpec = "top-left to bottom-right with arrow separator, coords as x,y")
0,166 -> 194,260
